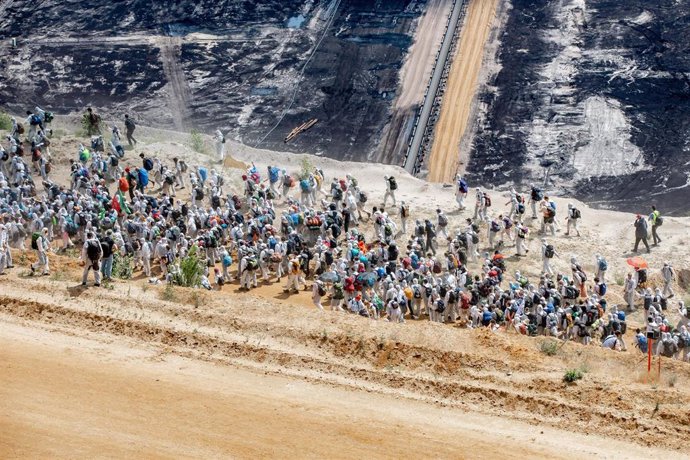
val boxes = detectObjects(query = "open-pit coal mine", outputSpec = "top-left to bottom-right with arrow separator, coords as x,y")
1,0 -> 689,213
469,0 -> 690,215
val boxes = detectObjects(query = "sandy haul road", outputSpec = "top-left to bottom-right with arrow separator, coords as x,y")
0,321 -> 683,460
428,0 -> 500,183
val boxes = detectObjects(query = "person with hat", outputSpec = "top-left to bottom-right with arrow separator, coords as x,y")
382,175 -> 397,208
661,262 -> 675,298
565,203 -> 581,237
30,228 -> 51,276
633,214 -> 650,253
312,279 -> 326,311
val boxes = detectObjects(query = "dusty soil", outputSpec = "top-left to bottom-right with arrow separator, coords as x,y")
1,250 -> 689,458
2,123 -> 690,457
427,0 -> 500,183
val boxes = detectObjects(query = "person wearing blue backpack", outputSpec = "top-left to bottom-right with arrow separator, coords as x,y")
137,167 -> 149,192
267,165 -> 280,196
595,254 -> 608,282
455,174 -> 468,210
221,248 -> 234,282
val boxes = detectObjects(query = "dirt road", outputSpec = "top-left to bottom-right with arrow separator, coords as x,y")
1,321 -> 682,460
427,0 -> 499,183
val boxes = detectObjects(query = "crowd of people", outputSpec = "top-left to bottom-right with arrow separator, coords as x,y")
0,107 -> 688,363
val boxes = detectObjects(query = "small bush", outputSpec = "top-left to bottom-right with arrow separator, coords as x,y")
564,369 -> 584,383
112,253 -> 133,280
540,340 -> 559,356
189,129 -> 206,154
0,112 -> 12,131
299,157 -> 316,180
171,245 -> 204,288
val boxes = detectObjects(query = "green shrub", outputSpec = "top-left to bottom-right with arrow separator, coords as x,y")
563,369 -> 584,383
540,340 -> 559,356
299,157 -> 316,180
0,112 -> 12,131
112,253 -> 134,280
171,245 -> 204,288
189,129 -> 207,154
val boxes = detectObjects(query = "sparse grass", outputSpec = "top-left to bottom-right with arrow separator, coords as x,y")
563,369 -> 584,383
0,112 -> 12,131
64,247 -> 79,259
18,252 -> 27,265
189,129 -> 207,154
51,128 -> 67,139
190,290 -> 201,308
103,281 -> 115,290
615,274 -> 624,286
666,374 -> 677,388
141,283 -> 149,293
160,284 -> 176,302
540,340 -> 559,356
50,270 -> 66,282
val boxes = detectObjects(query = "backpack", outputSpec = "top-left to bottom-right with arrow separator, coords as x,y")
483,194 -> 491,207
578,270 -> 587,282
32,149 -> 41,162
317,285 -> 326,297
86,239 -> 102,260
333,187 -> 343,201
125,118 -> 136,130
16,123 -> 25,134
1,150 -> 8,162
245,258 -> 259,271
564,286 -> 578,299
655,215 -> 663,226
490,221 -> 501,232
138,168 -> 149,187
599,283 -> 607,296
31,232 -> 41,250
435,299 -> 445,313
30,114 -> 42,126
438,214 -> 448,227
110,155 -> 119,167
447,290 -> 457,304
637,269 -> 647,284
269,167 -> 280,183
333,282 -> 344,299
458,179 -> 468,194
531,187 -> 543,201
179,160 -> 188,172
598,259 -> 608,271
413,286 -> 422,299
143,158 -> 154,171
544,244 -> 555,258
195,188 -> 204,200
359,191 -> 368,203
44,112 -> 54,123
571,208 -> 581,219
400,205 -> 408,218
300,179 -> 310,192
517,203 -> 525,214
283,175 -> 295,187
388,177 -> 398,191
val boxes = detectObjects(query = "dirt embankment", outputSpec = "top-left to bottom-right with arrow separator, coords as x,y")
1,257 -> 688,457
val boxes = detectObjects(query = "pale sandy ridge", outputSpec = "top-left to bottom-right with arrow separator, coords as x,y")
428,0 -> 500,183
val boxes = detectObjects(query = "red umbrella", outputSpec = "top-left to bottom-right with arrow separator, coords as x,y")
626,256 -> 648,270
